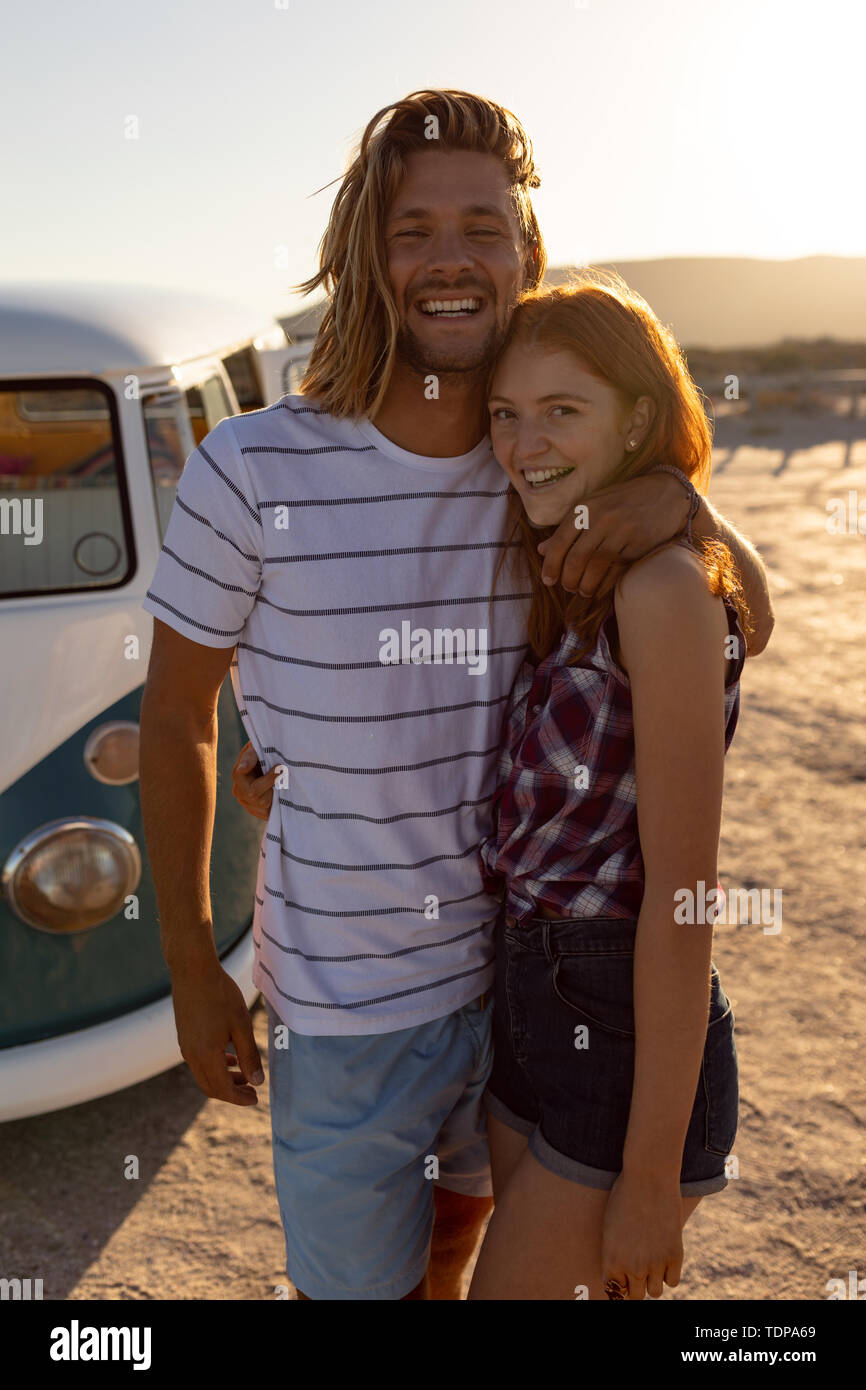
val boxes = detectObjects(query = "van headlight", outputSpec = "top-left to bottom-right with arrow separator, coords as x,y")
1,818 -> 142,933
83,721 -> 140,784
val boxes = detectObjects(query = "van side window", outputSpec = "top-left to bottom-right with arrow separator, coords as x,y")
222,346 -> 264,411
0,382 -> 130,597
143,375 -> 231,540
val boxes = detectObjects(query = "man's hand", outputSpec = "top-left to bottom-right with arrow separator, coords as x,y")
538,473 -> 689,596
232,742 -> 277,821
172,955 -> 264,1106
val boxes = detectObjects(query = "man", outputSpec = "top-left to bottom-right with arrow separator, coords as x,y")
140,90 -> 773,1301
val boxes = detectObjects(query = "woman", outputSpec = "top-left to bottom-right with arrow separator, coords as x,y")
467,272 -> 748,1301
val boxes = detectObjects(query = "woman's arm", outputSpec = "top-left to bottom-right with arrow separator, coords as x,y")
602,544 -> 731,1299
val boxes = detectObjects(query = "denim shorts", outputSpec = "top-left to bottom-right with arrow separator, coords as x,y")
265,995 -> 493,1300
485,912 -> 738,1195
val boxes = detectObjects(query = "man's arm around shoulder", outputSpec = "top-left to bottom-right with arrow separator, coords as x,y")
538,472 -> 776,657
690,493 -> 775,656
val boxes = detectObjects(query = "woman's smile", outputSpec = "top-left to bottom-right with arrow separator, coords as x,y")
521,464 -> 576,490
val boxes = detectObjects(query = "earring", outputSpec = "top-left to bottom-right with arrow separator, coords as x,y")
627,439 -> 638,449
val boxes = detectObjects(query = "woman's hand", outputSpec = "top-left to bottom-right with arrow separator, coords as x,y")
231,741 -> 278,821
601,1172 -> 685,1300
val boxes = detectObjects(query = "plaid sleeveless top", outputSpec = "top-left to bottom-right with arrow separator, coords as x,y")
479,575 -> 746,924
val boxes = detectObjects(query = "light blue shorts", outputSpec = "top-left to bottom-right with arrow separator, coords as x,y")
265,995 -> 493,1301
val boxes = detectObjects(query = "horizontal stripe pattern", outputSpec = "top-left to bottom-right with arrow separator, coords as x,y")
142,396 -> 528,1035
256,486 -> 510,508
253,589 -> 530,618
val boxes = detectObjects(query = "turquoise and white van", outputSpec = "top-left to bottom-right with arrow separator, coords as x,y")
0,282 -> 309,1120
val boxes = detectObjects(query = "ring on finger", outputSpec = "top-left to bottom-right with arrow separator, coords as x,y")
604,1277 -> 629,1300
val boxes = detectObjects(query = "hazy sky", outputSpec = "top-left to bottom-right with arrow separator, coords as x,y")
2,0 -> 863,320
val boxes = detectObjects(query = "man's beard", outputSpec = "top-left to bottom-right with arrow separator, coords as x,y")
395,316 -> 509,381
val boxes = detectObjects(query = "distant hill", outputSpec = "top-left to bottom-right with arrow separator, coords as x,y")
280,255 -> 866,351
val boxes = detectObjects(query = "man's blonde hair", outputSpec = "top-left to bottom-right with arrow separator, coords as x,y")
297,89 -> 547,419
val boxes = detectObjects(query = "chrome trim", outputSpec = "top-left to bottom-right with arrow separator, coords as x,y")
83,721 -> 140,784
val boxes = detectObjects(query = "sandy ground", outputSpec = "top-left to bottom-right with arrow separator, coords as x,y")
2,408 -> 864,1301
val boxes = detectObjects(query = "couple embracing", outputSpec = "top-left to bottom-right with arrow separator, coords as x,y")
141,88 -> 773,1301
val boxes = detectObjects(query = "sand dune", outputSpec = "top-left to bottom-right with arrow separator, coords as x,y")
281,257 -> 866,351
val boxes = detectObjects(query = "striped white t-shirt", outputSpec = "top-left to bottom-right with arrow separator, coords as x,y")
142,395 -> 530,1035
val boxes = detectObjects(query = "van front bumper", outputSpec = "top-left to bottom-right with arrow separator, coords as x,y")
0,927 -> 258,1122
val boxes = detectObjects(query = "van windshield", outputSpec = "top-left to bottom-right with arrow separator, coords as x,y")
0,380 -> 131,598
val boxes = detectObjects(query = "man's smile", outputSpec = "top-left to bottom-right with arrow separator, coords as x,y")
417,296 -> 484,317
412,293 -> 487,322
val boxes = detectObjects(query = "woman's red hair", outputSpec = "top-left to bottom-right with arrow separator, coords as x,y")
490,270 -> 751,663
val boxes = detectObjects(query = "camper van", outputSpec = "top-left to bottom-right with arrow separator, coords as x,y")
0,282 -> 310,1121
